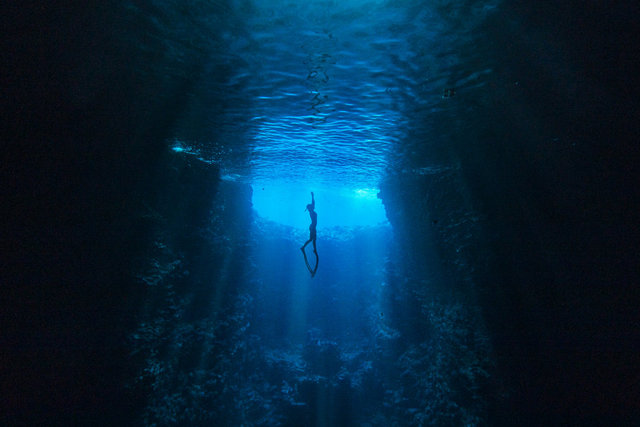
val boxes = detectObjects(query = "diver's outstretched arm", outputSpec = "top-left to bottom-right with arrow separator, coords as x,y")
310,192 -> 315,210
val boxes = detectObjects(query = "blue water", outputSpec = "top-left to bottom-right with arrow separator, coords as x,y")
140,2 -> 502,424
5,0 -> 637,424
173,0 -> 498,187
252,185 -> 387,228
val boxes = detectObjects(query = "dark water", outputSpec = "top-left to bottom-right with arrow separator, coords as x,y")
2,0 -> 639,425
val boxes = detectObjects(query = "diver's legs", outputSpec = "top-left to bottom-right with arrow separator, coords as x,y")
310,251 -> 319,277
301,238 -> 311,251
312,238 -> 317,254
302,249 -> 312,271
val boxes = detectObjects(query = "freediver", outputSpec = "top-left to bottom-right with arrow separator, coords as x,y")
301,192 -> 318,276
301,192 -> 317,254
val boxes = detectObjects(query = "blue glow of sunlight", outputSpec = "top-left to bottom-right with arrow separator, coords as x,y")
353,188 -> 379,200
252,183 -> 388,229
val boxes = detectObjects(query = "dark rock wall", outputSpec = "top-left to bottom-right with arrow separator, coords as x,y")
1,1 -> 243,424
127,159 -> 253,426
380,2 -> 639,422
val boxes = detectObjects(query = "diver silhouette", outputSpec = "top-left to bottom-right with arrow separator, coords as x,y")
301,192 -> 319,277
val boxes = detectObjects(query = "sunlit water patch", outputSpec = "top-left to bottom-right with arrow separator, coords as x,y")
252,183 -> 388,229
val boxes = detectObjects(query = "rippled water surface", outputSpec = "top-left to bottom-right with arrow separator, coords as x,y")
173,0 -> 499,189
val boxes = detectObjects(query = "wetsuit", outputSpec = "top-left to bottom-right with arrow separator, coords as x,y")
309,210 -> 317,239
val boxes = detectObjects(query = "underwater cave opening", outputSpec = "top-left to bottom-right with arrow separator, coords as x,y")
251,182 -> 389,230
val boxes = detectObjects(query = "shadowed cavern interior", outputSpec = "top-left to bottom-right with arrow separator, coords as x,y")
2,1 -> 638,425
